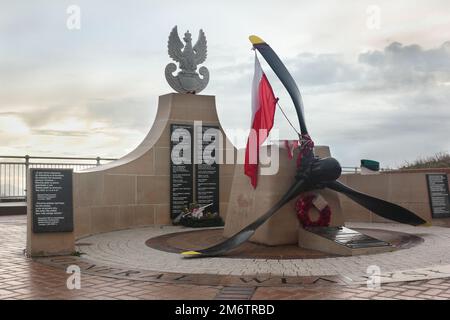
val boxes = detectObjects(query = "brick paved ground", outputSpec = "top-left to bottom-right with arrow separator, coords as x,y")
1,215 -> 450,300
76,222 -> 450,280
0,216 -> 219,300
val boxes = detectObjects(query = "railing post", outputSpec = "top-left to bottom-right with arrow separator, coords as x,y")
25,155 -> 30,200
25,155 -> 30,171
96,157 -> 101,166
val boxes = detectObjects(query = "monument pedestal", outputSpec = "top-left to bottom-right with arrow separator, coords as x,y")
223,144 -> 344,246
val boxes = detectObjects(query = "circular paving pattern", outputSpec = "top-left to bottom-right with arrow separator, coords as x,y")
146,227 -> 422,259
68,222 -> 450,285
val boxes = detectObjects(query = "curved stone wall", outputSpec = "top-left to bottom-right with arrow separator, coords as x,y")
73,93 -> 237,238
339,169 -> 450,224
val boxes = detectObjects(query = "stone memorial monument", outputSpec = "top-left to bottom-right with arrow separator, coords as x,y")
25,27 -> 433,260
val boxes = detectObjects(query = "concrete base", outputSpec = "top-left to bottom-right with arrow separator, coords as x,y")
223,144 -> 344,246
298,227 -> 394,256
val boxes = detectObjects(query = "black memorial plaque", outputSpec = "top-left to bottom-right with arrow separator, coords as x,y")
306,227 -> 391,249
31,168 -> 73,233
195,125 -> 220,215
426,174 -> 450,218
170,124 -> 194,219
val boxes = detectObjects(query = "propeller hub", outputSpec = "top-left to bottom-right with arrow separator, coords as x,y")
309,157 -> 342,184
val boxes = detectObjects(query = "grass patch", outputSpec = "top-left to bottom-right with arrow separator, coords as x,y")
400,152 -> 450,169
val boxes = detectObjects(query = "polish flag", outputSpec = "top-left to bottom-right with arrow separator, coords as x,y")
244,54 -> 278,188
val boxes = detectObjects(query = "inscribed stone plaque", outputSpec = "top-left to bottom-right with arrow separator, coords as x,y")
31,168 -> 73,233
195,125 -> 220,216
170,124 -> 194,219
426,174 -> 450,218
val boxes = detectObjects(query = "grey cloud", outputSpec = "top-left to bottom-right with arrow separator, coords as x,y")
359,42 -> 450,72
11,106 -> 75,129
259,42 -> 450,93
85,97 -> 154,129
357,42 -> 450,91
0,112 -> 20,117
1,97 -> 154,132
315,87 -> 450,167
289,53 -> 361,87
31,129 -> 90,137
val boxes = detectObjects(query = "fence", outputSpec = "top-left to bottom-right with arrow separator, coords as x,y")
342,166 -> 361,174
0,155 -> 117,200
0,155 -> 361,201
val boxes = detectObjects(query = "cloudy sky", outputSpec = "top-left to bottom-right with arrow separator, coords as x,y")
1,0 -> 449,167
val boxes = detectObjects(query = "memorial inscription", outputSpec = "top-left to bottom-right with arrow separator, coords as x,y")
426,174 -> 450,218
170,124 -> 194,219
31,168 -> 73,233
195,125 -> 220,216
170,123 -> 221,222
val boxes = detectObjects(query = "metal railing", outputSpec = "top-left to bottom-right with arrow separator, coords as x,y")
342,166 -> 361,174
0,155 -> 117,200
0,154 -> 362,201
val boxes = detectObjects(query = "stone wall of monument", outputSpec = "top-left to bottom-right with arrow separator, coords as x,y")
72,94 -> 236,239
339,169 -> 450,224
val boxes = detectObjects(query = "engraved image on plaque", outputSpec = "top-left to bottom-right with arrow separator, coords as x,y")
31,168 -> 73,233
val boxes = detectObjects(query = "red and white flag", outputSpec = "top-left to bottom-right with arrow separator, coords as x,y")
244,54 -> 278,188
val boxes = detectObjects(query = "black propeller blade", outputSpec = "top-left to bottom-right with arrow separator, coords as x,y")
327,180 -> 426,226
181,178 -> 308,257
180,35 -> 426,259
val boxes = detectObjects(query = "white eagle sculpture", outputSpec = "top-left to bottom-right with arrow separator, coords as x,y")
165,26 -> 209,94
